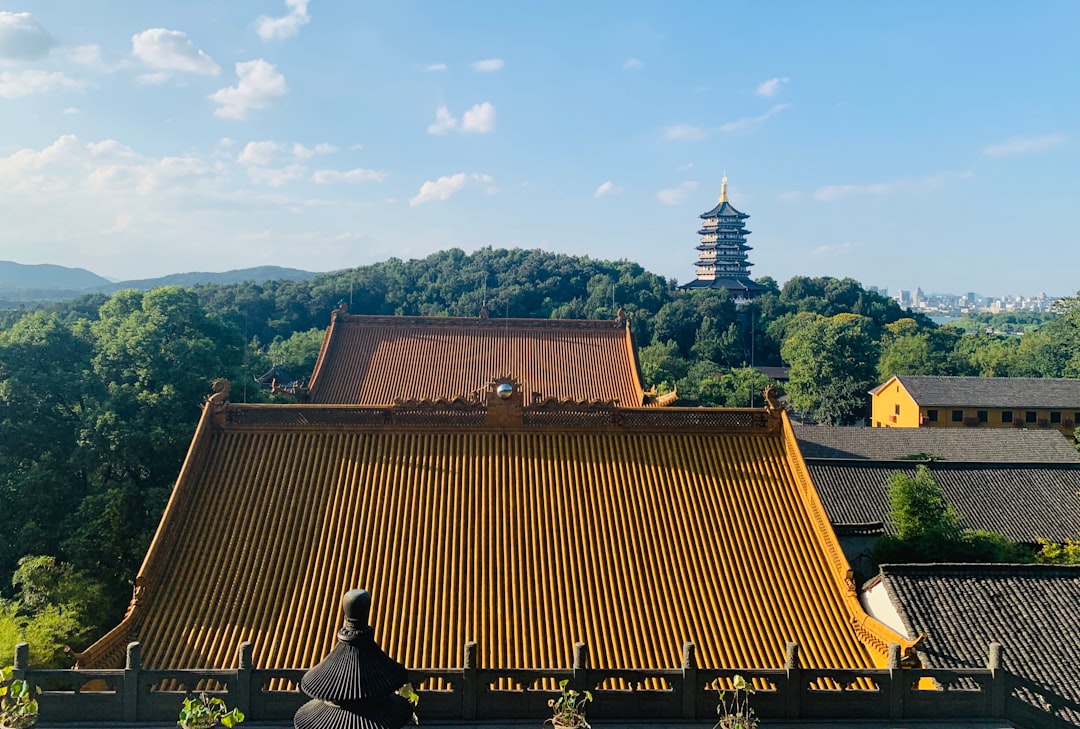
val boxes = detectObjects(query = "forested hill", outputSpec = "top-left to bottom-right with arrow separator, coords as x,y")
0,247 -> 1078,667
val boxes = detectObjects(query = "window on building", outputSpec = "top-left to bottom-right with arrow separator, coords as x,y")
952,410 -> 963,422
928,410 -> 938,422
1026,411 -> 1037,423
1051,411 -> 1062,424
977,410 -> 988,423
894,404 -> 901,415
1001,411 -> 1013,423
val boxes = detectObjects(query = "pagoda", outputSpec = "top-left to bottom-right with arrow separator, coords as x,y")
680,176 -> 768,301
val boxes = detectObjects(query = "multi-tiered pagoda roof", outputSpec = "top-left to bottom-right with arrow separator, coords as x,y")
680,176 -> 769,300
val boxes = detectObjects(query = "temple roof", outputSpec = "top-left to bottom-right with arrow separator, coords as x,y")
307,314 -> 648,406
805,460 -> 1080,541
795,425 -> 1080,463
74,396 -> 912,672
699,200 -> 749,220
873,563 -> 1080,722
681,277 -> 769,292
871,375 -> 1080,408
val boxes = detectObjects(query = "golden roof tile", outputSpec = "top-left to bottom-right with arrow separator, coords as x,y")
75,399 -> 914,672
306,315 -> 647,406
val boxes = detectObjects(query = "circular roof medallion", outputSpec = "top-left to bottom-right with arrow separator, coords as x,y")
496,383 -> 514,400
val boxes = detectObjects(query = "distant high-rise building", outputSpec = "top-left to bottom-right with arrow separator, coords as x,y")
680,176 -> 767,301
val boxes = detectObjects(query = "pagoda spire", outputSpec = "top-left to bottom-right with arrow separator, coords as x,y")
719,173 -> 728,203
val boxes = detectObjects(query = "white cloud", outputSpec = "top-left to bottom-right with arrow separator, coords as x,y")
471,58 -> 504,72
66,44 -> 112,71
63,107 -> 81,115
312,168 -> 387,184
777,190 -> 804,203
410,172 -> 493,206
427,105 -> 458,135
755,77 -> 789,97
210,59 -> 288,120
238,141 -> 281,166
982,133 -> 1067,157
293,142 -> 338,159
718,103 -> 791,133
657,181 -> 698,205
664,124 -> 709,141
131,29 -> 219,75
813,170 -> 973,202
246,163 -> 307,187
811,242 -> 853,256
0,12 -> 55,62
593,181 -> 619,198
425,63 -> 447,72
255,0 -> 310,40
623,58 -> 644,70
461,102 -> 496,133
678,162 -> 694,171
0,69 -> 82,99
134,72 -> 169,86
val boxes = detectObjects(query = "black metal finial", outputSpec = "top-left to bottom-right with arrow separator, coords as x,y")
339,589 -> 374,643
296,589 -> 412,729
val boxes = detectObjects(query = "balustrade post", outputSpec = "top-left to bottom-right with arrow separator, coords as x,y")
123,641 -> 142,723
462,641 -> 478,720
234,641 -> 253,719
572,642 -> 588,693
681,642 -> 697,719
886,642 -> 903,720
987,642 -> 1005,718
784,642 -> 801,720
12,643 -> 29,680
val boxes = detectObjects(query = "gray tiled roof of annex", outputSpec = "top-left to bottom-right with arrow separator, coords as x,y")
874,375 -> 1080,409
878,563 -> 1080,721
794,426 -> 1080,463
805,461 -> 1080,542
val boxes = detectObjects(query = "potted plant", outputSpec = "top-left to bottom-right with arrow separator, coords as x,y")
545,679 -> 592,729
177,692 -> 245,729
0,666 -> 38,729
714,674 -> 758,729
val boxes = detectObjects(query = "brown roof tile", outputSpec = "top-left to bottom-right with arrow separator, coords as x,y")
306,315 -> 647,406
76,404 -> 911,672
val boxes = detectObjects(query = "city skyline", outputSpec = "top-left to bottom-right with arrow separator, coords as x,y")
0,1 -> 1077,294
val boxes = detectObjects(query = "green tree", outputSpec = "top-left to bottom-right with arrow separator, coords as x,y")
638,341 -> 689,393
781,313 -> 879,424
266,327 -> 325,380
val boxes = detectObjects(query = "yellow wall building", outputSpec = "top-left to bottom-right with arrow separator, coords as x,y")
870,375 -> 1080,437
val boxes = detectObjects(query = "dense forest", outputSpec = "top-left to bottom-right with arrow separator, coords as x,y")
1,246 -> 1079,665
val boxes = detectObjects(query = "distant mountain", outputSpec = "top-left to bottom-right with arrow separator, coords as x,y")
91,266 -> 319,294
0,261 -> 111,290
0,262 -> 319,303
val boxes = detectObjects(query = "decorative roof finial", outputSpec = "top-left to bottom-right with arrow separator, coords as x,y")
719,174 -> 728,203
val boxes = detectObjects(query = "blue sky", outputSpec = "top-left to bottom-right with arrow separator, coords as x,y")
0,1 -> 1076,295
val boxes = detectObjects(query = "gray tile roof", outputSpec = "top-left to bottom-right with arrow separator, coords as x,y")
879,375 -> 1080,409
795,426 -> 1080,463
805,461 -> 1080,542
878,563 -> 1080,720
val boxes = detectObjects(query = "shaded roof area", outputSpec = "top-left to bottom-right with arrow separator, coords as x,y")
806,461 -> 1080,541
75,398 -> 912,672
872,375 -> 1080,409
699,200 -> 749,219
680,277 -> 769,292
877,563 -> 1080,720
306,314 -> 648,406
795,426 -> 1080,463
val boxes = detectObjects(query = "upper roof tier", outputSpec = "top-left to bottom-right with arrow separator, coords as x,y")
73,390 -> 913,672
306,314 -> 649,406
699,200 -> 749,220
